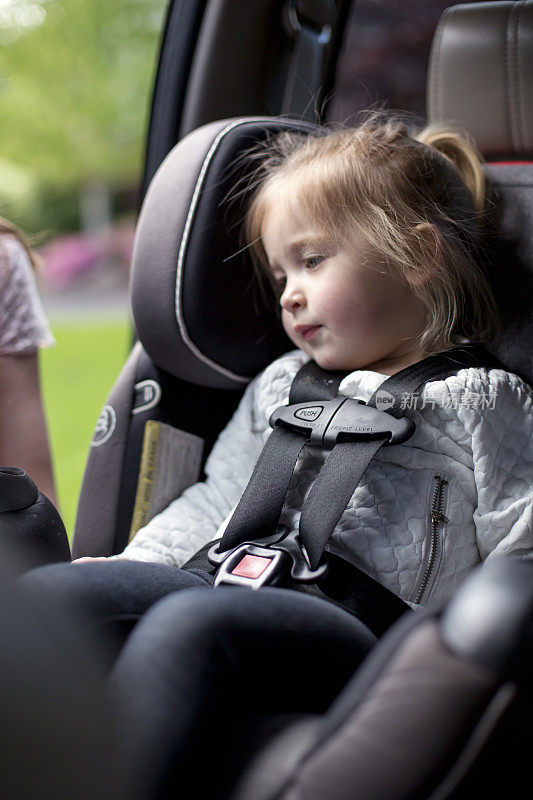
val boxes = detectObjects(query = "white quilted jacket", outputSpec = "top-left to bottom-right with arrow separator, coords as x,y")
123,350 -> 533,606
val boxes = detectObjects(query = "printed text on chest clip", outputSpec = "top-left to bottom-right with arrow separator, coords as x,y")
270,397 -> 415,448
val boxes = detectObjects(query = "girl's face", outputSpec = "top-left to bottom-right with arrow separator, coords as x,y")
260,204 -> 428,375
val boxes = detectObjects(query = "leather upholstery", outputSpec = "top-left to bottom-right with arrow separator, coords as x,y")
427,1 -> 533,158
427,2 -> 533,384
441,556 -> 533,680
484,162 -> 533,384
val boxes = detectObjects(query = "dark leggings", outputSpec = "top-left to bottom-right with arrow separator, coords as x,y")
21,561 -> 376,797
110,586 -> 376,799
19,560 -> 214,662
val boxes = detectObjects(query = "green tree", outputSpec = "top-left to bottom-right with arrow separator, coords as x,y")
0,0 -> 166,231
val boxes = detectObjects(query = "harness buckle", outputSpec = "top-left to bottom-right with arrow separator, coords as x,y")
208,530 -> 329,588
269,397 -> 414,448
210,543 -> 290,588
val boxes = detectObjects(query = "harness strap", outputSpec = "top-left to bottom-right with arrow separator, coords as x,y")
288,360 -> 347,404
299,344 -> 506,569
299,439 -> 385,570
218,343 -> 505,569
218,362 -> 345,553
304,552 -> 410,637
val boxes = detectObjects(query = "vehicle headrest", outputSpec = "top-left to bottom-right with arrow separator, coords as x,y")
427,1 -> 533,159
428,1 -> 533,384
131,117 -> 321,390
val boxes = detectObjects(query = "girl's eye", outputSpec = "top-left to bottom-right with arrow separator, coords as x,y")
304,255 -> 324,269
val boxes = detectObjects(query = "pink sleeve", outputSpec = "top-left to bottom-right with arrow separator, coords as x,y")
0,235 -> 55,355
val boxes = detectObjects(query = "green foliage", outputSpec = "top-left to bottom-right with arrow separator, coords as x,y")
40,317 -> 131,539
0,0 -> 167,231
21,182 -> 82,234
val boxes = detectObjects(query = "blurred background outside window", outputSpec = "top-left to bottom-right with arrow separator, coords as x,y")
0,0 -> 166,306
0,0 -> 166,533
328,0 -> 484,124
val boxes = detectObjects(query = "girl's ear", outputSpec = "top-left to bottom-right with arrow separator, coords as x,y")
405,223 -> 442,287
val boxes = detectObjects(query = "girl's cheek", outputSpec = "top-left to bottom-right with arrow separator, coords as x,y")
281,311 -> 296,338
326,295 -> 363,322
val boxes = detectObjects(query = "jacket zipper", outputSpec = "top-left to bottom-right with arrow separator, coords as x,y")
415,475 -> 449,604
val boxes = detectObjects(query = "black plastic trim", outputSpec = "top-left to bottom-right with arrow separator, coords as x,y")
141,0 -> 208,198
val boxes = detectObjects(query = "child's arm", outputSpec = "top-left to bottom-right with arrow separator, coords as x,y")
464,371 -> 533,561
0,353 -> 56,506
0,236 -> 57,506
118,376 -> 268,566
71,350 -> 308,566
108,351 -> 307,567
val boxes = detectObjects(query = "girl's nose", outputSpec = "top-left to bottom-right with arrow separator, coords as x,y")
280,284 -> 305,312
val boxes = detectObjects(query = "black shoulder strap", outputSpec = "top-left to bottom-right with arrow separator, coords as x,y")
288,360 -> 347,404
218,362 -> 345,553
367,344 -> 506,416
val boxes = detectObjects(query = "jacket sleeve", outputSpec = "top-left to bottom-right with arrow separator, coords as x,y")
120,351 -> 306,566
121,377 -> 269,566
459,370 -> 533,562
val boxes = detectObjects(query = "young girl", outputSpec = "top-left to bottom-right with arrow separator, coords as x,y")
84,117 -> 530,609
22,117 -> 532,797
29,118 -> 532,604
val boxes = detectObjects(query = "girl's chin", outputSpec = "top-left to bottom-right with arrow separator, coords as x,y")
312,351 -> 384,373
310,352 -> 352,372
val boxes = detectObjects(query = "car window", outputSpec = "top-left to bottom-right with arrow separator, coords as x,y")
327,0 -> 487,123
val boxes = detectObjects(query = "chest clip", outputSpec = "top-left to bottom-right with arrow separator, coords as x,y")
209,530 -> 328,589
270,397 -> 414,448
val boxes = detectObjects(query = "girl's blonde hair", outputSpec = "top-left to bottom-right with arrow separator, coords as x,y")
245,116 -> 498,355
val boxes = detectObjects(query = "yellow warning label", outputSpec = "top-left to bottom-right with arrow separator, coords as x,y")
128,420 -> 204,544
129,421 -> 161,541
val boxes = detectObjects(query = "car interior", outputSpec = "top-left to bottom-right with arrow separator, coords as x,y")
0,1 -> 532,798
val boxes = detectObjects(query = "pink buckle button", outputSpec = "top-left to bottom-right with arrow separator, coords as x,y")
231,554 -> 272,579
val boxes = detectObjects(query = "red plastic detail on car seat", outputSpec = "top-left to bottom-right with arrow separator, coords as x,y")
231,554 -> 272,579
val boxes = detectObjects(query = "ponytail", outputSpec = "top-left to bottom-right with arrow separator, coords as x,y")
416,126 -> 486,213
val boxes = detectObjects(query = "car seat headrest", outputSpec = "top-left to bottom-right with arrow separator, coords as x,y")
427,1 -> 533,159
131,117 -> 321,390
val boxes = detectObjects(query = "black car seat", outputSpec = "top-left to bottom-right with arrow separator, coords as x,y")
72,2 -> 533,561
72,115 -> 322,557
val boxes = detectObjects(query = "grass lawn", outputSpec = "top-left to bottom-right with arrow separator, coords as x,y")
40,317 -> 131,540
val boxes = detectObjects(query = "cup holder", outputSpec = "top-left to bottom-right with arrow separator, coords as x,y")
0,467 -> 39,513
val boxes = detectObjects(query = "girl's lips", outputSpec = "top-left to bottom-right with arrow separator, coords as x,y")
295,324 -> 322,341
